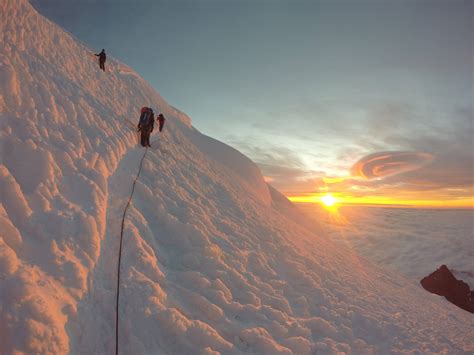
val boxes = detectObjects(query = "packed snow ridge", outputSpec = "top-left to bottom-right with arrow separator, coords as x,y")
0,0 -> 472,354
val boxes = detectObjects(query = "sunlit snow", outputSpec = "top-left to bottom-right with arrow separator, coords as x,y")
0,0 -> 473,354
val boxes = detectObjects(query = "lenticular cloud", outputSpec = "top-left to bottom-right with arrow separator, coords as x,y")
351,151 -> 433,179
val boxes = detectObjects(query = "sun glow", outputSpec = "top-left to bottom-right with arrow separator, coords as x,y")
321,193 -> 337,207
288,193 -> 474,209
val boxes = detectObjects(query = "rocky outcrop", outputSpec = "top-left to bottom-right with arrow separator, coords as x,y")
421,265 -> 474,314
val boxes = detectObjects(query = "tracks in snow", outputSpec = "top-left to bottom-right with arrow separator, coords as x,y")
66,148 -> 148,355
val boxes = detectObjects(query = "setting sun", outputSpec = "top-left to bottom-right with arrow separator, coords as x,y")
321,193 -> 337,207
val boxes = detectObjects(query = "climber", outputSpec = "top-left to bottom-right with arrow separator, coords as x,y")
157,114 -> 166,132
95,49 -> 106,71
137,107 -> 154,147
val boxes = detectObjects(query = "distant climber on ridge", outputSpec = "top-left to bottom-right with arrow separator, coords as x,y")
157,113 -> 166,132
95,49 -> 106,71
137,107 -> 154,147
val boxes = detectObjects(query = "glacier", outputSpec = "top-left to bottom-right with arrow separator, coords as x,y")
0,0 -> 473,354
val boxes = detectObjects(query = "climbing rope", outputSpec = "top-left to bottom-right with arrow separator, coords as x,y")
115,147 -> 148,355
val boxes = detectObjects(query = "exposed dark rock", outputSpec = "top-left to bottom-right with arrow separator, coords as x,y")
421,264 -> 474,314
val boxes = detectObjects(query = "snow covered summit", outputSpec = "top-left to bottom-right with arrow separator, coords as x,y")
1,0 -> 473,354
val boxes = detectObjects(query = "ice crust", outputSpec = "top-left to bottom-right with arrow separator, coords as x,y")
0,1 -> 473,354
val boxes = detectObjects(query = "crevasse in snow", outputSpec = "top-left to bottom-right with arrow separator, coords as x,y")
0,0 -> 473,354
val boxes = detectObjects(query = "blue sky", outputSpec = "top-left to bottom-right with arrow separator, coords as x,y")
32,0 -> 472,204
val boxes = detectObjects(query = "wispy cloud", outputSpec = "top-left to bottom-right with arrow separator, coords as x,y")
224,97 -> 472,206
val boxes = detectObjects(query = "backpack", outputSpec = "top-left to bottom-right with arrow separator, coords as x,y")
139,107 -> 153,128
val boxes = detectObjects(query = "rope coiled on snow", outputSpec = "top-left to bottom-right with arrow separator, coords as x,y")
115,147 -> 148,355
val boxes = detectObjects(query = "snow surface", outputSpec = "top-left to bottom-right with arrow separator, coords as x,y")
1,0 -> 473,354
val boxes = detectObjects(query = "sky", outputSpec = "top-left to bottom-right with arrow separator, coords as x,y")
32,0 -> 473,207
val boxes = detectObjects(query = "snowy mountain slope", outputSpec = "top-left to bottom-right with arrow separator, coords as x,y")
0,0 -> 473,354
184,126 -> 271,206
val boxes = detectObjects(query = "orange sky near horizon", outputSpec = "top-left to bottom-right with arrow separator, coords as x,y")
287,192 -> 474,209
273,150 -> 474,209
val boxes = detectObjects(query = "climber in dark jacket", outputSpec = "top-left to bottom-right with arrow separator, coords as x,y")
95,49 -> 106,71
137,107 -> 154,147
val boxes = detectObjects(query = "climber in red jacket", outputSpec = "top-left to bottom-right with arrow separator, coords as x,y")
157,114 -> 166,132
